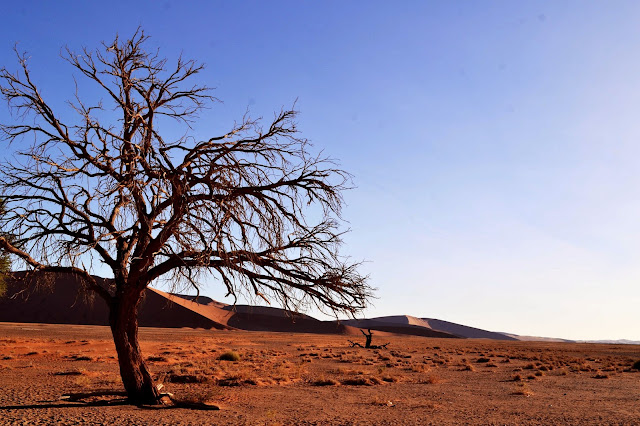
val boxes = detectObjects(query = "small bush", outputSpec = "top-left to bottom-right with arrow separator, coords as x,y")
312,378 -> 339,386
219,351 -> 240,362
593,372 -> 609,379
73,356 -> 93,361
168,373 -> 208,383
512,383 -> 534,396
631,360 -> 640,371
420,375 -> 442,384
341,377 -> 373,386
54,369 -> 85,376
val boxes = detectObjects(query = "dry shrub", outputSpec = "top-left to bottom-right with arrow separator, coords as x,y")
312,377 -> 339,386
147,356 -> 168,362
512,383 -> 534,396
68,355 -> 93,361
632,360 -> 640,371
219,351 -> 241,362
420,375 -> 443,384
370,397 -> 395,407
461,364 -> 475,372
54,369 -> 85,376
476,358 -> 490,363
167,373 -> 209,384
593,371 -> 609,379
511,374 -> 522,382
411,364 -> 431,373
341,377 -> 379,386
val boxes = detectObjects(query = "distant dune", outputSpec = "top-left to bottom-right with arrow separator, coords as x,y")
423,318 -> 518,341
340,316 -> 517,340
0,271 -> 574,341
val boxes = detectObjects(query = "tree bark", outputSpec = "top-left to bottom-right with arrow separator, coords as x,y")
108,288 -> 159,405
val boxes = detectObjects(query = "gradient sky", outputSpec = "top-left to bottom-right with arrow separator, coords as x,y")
2,1 -> 640,340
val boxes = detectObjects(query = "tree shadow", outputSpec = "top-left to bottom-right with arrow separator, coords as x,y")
0,390 -> 220,411
0,390 -> 129,410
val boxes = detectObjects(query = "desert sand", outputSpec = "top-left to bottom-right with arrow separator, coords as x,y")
0,322 -> 639,425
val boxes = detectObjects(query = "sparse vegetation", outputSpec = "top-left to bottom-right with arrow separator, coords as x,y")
0,324 -> 638,423
219,351 -> 241,362
593,371 -> 609,379
420,375 -> 443,384
512,383 -> 534,397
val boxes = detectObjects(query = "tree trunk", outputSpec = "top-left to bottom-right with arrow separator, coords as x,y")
109,288 -> 159,405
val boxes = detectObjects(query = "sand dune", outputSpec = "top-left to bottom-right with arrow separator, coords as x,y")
340,317 -> 459,339
423,318 -> 518,341
0,271 -> 567,341
341,315 -> 520,341
0,271 -> 359,335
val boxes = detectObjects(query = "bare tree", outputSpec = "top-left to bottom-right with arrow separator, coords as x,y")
0,30 -> 371,405
0,199 -> 11,296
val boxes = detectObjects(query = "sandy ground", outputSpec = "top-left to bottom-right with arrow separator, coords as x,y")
0,322 -> 639,425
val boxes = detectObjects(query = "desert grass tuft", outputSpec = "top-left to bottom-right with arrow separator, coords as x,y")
420,374 -> 443,384
593,371 -> 609,379
219,351 -> 241,362
512,383 -> 534,396
312,377 -> 340,386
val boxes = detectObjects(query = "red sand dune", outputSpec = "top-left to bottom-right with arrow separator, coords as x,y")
0,271 -> 361,335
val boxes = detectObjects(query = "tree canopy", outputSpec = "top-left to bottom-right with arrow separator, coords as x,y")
0,30 -> 371,404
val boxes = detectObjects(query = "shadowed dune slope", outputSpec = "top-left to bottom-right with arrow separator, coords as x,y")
0,272 -> 360,335
0,272 -> 230,329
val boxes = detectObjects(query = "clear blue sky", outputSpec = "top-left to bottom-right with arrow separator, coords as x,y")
2,1 -> 640,340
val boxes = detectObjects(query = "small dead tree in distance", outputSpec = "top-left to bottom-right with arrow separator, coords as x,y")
0,30 -> 371,405
348,328 -> 389,349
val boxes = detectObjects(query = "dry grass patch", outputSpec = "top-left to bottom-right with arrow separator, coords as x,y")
312,377 -> 340,386
219,351 -> 241,362
592,371 -> 609,379
512,383 -> 534,396
419,374 -> 443,385
341,376 -> 382,386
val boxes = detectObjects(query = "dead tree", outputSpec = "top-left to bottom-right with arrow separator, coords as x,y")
348,328 -> 389,349
0,29 -> 371,405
